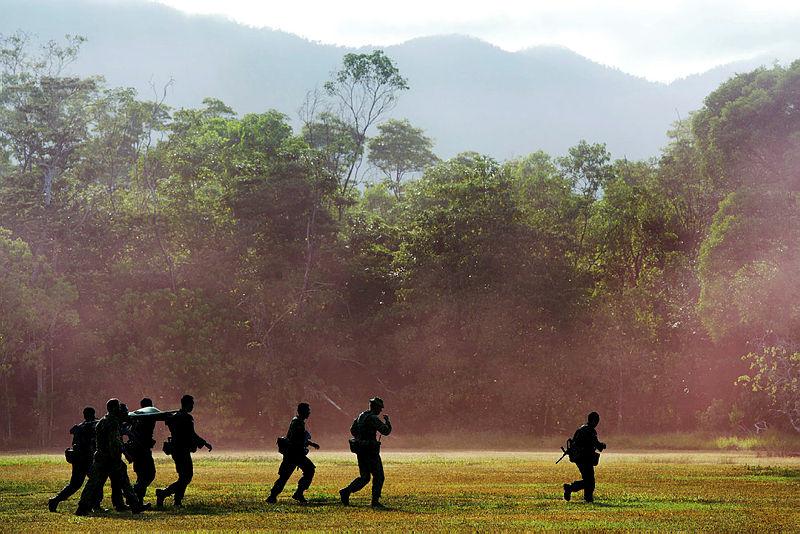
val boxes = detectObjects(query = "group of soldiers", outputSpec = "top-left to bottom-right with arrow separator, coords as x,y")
49,393 -> 605,515
49,394 -> 211,515
267,396 -> 392,507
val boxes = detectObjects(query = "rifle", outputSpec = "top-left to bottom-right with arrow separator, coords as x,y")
556,438 -> 573,464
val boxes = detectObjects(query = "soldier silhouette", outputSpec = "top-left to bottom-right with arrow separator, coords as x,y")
267,402 -> 319,504
563,411 -> 606,503
74,399 -> 145,515
128,397 -> 158,502
48,407 -> 99,512
340,397 -> 392,508
156,394 -> 212,508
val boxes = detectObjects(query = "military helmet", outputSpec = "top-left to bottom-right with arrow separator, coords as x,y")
369,397 -> 384,409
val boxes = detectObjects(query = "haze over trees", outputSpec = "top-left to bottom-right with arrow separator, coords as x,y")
0,32 -> 798,448
0,0 -> 783,161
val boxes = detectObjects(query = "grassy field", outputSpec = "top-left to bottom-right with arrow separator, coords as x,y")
1,451 -> 798,532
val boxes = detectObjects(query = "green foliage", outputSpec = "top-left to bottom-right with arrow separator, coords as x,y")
322,50 -> 409,206
698,190 -> 800,341
1,38 -> 798,445
738,345 -> 800,432
693,61 -> 800,190
367,118 -> 438,198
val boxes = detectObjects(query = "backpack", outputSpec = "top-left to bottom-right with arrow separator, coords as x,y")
276,436 -> 289,455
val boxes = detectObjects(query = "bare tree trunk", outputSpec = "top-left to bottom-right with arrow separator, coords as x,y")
617,361 -> 624,432
299,193 -> 320,308
36,363 -> 45,446
43,166 -> 55,207
48,337 -> 55,443
3,374 -> 11,443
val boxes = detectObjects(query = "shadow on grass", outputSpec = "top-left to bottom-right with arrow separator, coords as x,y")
151,497 -> 345,516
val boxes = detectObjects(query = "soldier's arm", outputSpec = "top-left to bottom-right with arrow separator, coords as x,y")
592,429 -> 605,450
373,415 -> 392,436
287,419 -> 304,446
193,431 -> 209,449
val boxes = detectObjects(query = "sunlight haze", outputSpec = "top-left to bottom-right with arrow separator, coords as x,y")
147,0 -> 800,82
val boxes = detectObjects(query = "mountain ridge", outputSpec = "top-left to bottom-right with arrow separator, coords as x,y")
0,0 -> 788,159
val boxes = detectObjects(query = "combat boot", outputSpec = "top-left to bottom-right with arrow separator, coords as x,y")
291,491 -> 307,504
339,488 -> 350,506
371,501 -> 386,509
266,494 -> 277,504
114,503 -> 130,512
48,498 -> 59,512
155,488 -> 166,508
74,506 -> 91,516
563,483 -> 571,501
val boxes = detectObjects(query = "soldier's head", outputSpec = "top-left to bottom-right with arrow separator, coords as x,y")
369,397 -> 384,414
181,394 -> 194,412
588,411 -> 600,428
83,406 -> 96,421
106,398 -> 121,415
297,402 -> 311,419
140,397 -> 153,408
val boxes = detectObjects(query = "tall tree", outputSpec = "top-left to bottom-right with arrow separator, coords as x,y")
367,118 -> 437,199
323,50 -> 408,213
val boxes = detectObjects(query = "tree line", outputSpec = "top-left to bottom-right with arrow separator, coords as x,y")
0,33 -> 798,448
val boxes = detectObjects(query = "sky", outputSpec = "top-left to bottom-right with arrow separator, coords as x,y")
145,0 -> 800,82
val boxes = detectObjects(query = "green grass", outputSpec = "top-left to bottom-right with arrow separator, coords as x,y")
0,452 -> 798,531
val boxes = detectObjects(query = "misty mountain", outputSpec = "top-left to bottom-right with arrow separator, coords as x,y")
0,0 -> 781,159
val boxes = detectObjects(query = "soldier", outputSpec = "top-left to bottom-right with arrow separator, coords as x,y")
128,397 -> 158,502
108,402 -> 132,512
48,407 -> 99,512
74,399 -> 145,516
155,394 -> 213,508
267,402 -> 320,504
563,411 -> 606,503
339,397 -> 392,509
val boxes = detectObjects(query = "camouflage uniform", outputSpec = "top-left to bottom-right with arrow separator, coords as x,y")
269,416 -> 316,500
160,409 -> 208,505
50,419 -> 98,506
76,412 -> 141,514
343,410 -> 392,505
128,415 -> 157,500
566,423 -> 604,502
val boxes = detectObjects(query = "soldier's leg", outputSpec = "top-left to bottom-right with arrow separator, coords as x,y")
91,471 -> 109,510
109,459 -> 143,511
580,463 -> 595,502
76,460 -> 110,514
370,454 -> 385,505
172,452 -> 194,505
569,463 -> 587,494
133,451 -> 156,501
161,454 -> 181,498
345,453 -> 372,494
53,460 -> 90,503
295,457 -> 315,495
269,457 -> 296,498
110,472 -> 126,510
